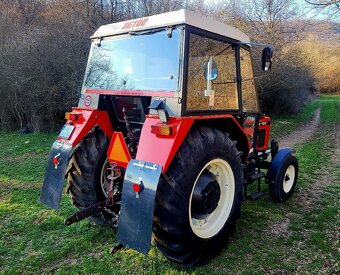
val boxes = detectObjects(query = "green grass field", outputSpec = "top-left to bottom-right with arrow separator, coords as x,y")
1,96 -> 339,274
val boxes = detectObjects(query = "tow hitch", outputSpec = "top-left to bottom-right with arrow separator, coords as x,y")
65,162 -> 121,226
64,201 -> 107,226
64,200 -> 119,227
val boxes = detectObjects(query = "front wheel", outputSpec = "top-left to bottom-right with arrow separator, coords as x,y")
153,127 -> 243,266
269,154 -> 298,202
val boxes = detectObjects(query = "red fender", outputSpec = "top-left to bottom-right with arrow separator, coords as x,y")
135,114 -> 249,173
135,116 -> 194,173
41,108 -> 113,209
58,107 -> 113,147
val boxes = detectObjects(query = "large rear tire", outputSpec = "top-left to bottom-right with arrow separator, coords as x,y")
66,127 -> 118,225
153,127 -> 243,266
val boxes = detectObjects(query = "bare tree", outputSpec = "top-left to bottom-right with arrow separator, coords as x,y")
17,0 -> 44,26
305,0 -> 340,18
224,0 -> 306,48
0,0 -> 338,131
305,0 -> 340,7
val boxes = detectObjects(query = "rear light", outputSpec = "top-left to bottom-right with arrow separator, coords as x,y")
151,124 -> 173,136
65,112 -> 82,122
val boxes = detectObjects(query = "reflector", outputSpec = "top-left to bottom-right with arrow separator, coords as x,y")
133,183 -> 140,193
151,124 -> 172,136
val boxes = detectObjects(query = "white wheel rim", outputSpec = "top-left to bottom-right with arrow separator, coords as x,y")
189,159 -> 235,239
100,158 -> 110,197
283,165 -> 295,193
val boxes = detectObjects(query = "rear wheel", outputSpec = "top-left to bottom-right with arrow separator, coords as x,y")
153,127 -> 243,266
66,127 -> 120,225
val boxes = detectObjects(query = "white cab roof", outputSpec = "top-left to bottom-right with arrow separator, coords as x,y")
91,9 -> 250,43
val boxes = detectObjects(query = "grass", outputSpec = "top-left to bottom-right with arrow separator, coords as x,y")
0,96 -> 339,274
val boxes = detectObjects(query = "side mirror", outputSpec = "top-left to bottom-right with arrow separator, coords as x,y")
204,57 -> 218,81
262,47 -> 273,71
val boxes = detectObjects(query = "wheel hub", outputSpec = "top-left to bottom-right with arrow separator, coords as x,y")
192,172 -> 221,219
189,159 -> 236,239
201,181 -> 221,214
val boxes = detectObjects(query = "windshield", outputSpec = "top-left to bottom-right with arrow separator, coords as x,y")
83,29 -> 181,92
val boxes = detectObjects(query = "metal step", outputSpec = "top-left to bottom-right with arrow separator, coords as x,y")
248,172 -> 265,183
247,191 -> 266,200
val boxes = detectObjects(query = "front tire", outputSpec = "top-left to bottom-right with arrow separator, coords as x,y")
269,154 -> 298,202
153,127 -> 243,266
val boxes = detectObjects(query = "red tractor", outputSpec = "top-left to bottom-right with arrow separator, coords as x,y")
40,10 -> 298,266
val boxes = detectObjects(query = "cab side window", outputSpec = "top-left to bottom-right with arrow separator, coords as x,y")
240,47 -> 258,112
186,34 -> 238,111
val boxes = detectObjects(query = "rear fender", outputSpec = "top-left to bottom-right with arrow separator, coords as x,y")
192,116 -> 250,162
135,115 -> 249,173
135,116 -> 194,173
60,108 -> 113,146
40,108 -> 113,209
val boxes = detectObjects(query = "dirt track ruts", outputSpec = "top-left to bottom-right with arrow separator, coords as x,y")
278,108 -> 320,148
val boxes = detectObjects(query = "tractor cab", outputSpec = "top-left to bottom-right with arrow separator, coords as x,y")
40,10 -> 297,267
78,9 -> 270,145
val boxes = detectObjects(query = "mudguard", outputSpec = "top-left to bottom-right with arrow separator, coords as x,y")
40,109 -> 113,210
266,148 -> 293,184
135,117 -> 193,173
40,140 -> 73,209
118,159 -> 162,254
134,115 -> 249,173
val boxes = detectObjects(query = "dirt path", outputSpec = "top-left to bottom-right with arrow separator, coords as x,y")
269,107 -> 339,236
299,121 -> 340,209
296,105 -> 339,209
278,108 -> 320,148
